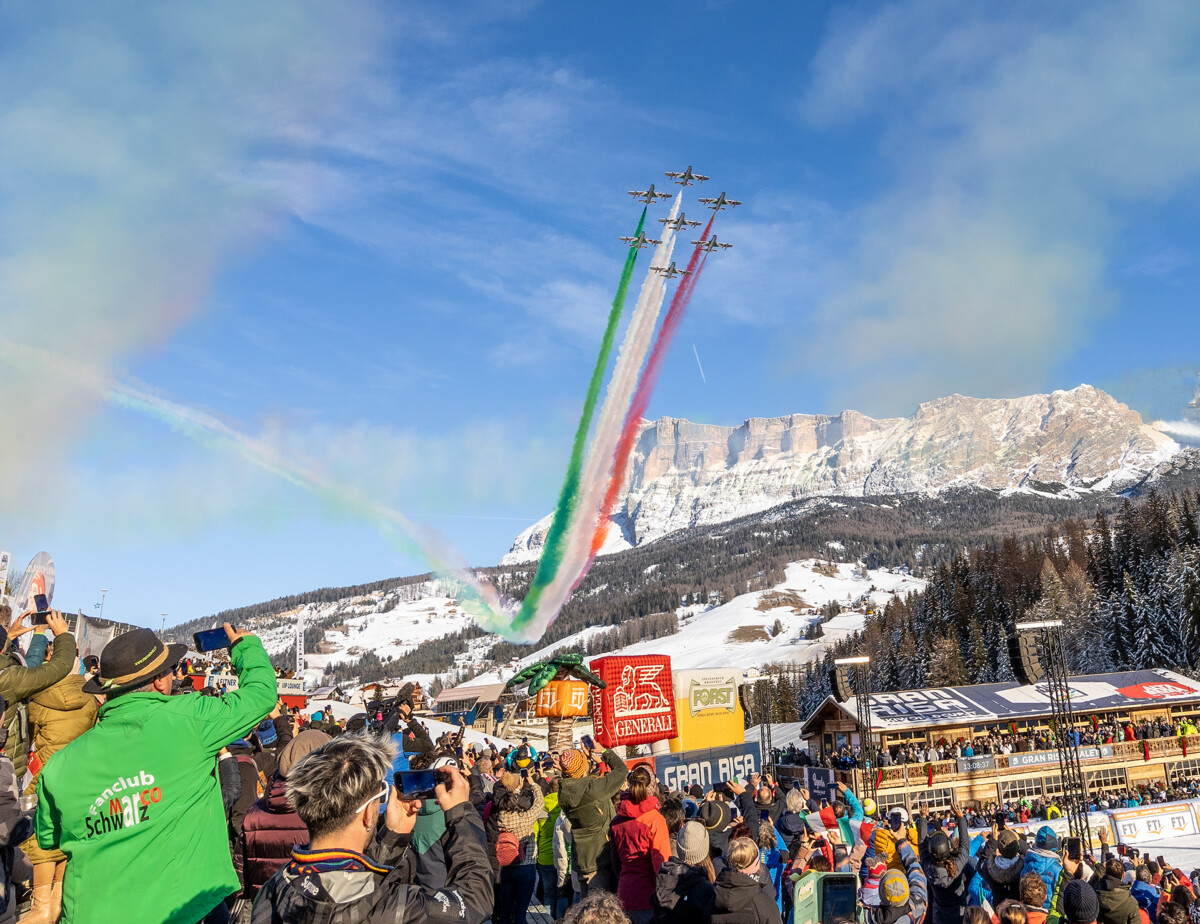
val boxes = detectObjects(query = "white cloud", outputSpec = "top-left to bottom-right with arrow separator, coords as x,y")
796,1 -> 1200,413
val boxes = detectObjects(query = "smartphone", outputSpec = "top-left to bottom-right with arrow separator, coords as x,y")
580,734 -> 594,751
394,769 -> 450,800
994,811 -> 1007,830
760,809 -> 771,822
82,655 -> 100,673
395,769 -> 437,798
31,593 -> 50,625
193,627 -> 232,653
1065,837 -> 1082,861
1117,844 -> 1128,857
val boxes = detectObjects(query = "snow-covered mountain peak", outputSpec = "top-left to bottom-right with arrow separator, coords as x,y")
503,386 -> 1177,564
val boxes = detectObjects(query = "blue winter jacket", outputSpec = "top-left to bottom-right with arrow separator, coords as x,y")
1022,848 -> 1064,910
1130,880 -> 1160,924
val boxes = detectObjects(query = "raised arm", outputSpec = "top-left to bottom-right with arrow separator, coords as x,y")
190,627 -> 278,754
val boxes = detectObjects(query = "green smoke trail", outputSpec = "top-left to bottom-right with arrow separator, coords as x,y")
513,209 -> 646,632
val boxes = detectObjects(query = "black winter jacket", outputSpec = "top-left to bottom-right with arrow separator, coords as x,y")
652,859 -> 715,924
712,868 -> 782,924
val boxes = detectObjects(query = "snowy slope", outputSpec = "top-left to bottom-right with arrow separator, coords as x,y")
472,560 -> 926,683
254,583 -> 475,672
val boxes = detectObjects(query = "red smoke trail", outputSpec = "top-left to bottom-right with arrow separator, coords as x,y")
582,213 -> 716,572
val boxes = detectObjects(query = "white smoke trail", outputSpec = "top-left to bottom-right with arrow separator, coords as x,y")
0,338 -> 518,637
517,194 -> 683,638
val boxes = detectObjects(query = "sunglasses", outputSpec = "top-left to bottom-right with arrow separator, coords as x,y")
354,778 -> 391,816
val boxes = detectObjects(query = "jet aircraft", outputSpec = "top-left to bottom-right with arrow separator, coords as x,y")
664,165 -> 709,186
691,235 -> 733,253
651,262 -> 692,279
658,213 -> 702,231
620,231 -> 662,249
628,184 -> 672,205
698,192 -> 741,211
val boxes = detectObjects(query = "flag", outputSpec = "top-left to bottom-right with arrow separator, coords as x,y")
75,613 -> 115,661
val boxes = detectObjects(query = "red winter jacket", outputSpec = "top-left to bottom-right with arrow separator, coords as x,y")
611,794 -> 671,912
241,775 -> 309,897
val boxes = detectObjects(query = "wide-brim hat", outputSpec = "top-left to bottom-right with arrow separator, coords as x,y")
82,628 -> 187,696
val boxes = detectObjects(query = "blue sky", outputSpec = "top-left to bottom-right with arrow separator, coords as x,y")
1,0 -> 1198,628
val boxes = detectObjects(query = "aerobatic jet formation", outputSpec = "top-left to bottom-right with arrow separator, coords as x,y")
658,213 -> 702,231
627,184 -> 671,205
698,191 -> 741,211
691,235 -> 733,253
651,262 -> 692,279
665,165 -> 709,186
620,231 -> 662,249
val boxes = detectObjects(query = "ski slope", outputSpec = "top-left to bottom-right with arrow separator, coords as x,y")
474,559 -> 926,683
256,583 -> 476,672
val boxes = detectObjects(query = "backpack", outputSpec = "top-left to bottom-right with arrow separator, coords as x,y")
236,754 -> 269,799
496,830 -> 521,867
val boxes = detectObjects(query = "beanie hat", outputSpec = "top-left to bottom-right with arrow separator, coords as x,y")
1062,880 -> 1100,923
880,869 -> 910,906
1036,826 -> 1059,850
927,831 -> 952,861
697,800 -> 730,833
311,711 -> 324,723
677,821 -> 709,865
278,729 -> 332,778
560,749 -> 587,779
255,718 -> 278,748
861,861 -> 886,907
997,828 -> 1020,859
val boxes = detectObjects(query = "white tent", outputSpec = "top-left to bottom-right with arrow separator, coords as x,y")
745,723 -> 809,751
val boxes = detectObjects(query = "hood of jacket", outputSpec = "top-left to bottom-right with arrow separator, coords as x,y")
617,793 -> 661,819
263,775 -> 291,813
1096,876 -> 1133,896
985,853 -> 1024,885
714,868 -> 764,912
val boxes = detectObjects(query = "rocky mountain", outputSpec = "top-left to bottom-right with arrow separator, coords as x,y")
504,385 -> 1178,563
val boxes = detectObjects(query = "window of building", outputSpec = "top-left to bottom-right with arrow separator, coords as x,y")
1167,758 -> 1200,782
1042,773 -> 1065,796
920,787 -> 957,810
1001,777 -> 1044,801
1085,767 -> 1127,792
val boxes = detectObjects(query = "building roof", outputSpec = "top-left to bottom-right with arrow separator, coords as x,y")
434,681 -> 508,706
800,669 -> 1200,736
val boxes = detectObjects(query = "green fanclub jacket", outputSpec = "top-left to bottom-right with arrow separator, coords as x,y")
557,749 -> 628,875
35,635 -> 277,924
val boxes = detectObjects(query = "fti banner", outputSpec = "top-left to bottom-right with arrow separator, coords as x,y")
589,655 -> 677,747
669,669 -> 744,752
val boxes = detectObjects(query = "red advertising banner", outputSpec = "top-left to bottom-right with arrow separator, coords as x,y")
589,655 -> 677,747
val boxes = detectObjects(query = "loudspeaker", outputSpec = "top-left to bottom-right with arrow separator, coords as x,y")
1008,632 -> 1044,685
830,667 -> 855,703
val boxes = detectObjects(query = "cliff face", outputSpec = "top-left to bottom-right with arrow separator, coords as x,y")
503,386 -> 1179,563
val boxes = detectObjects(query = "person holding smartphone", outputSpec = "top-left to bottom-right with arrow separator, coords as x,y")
35,621 -> 276,924
0,607 -> 77,785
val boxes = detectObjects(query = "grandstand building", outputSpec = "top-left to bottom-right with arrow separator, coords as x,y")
791,669 -> 1200,812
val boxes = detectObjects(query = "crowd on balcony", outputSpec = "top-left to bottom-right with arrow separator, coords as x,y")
778,715 -> 1200,772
